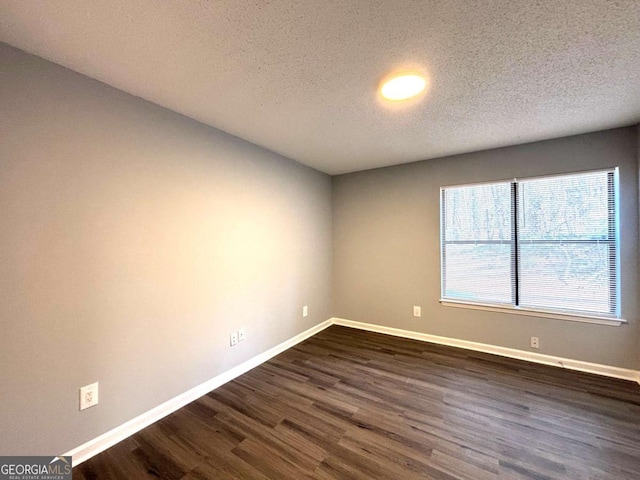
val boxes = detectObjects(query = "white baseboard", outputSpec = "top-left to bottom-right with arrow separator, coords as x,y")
66,316 -> 640,466
65,319 -> 333,466
332,318 -> 640,384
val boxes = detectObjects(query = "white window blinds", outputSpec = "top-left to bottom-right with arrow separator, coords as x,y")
440,169 -> 619,319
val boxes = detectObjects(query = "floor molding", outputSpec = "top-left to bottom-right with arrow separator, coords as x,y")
66,316 -> 640,466
332,318 -> 640,384
65,319 -> 334,466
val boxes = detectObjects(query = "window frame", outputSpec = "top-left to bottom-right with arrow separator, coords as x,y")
439,168 -> 623,326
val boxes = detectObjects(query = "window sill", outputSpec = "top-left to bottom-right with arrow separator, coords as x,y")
439,299 -> 625,326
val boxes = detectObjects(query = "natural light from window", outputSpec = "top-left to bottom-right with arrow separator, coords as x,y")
440,169 -> 620,321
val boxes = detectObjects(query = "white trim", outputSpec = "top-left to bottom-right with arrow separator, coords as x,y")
65,319 -> 333,466
65,316 -> 640,466
331,318 -> 640,383
439,167 -> 617,193
439,300 -> 625,326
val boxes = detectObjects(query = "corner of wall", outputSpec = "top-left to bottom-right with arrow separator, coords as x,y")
637,123 -> 640,373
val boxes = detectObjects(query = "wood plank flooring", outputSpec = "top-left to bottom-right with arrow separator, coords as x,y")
74,325 -> 640,479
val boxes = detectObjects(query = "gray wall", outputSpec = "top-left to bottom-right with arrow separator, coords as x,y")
333,128 -> 639,369
0,43 -> 332,455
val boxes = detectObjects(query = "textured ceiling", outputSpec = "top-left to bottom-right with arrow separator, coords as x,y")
1,1 -> 640,174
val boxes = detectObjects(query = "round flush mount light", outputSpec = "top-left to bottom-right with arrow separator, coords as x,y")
379,72 -> 427,101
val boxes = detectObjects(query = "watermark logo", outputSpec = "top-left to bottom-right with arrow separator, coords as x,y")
0,456 -> 72,480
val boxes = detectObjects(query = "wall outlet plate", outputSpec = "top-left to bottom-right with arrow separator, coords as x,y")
230,331 -> 238,346
80,382 -> 99,411
530,337 -> 540,349
238,327 -> 246,342
302,305 -> 308,317
413,306 -> 422,317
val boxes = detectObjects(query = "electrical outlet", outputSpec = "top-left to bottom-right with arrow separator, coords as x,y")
413,306 -> 422,317
80,382 -> 99,411
230,331 -> 238,346
302,305 -> 308,317
530,337 -> 539,349
238,327 -> 246,342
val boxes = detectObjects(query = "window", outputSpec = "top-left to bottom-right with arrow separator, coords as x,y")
440,169 -> 620,321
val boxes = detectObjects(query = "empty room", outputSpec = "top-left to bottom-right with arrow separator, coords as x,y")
1,1 -> 640,479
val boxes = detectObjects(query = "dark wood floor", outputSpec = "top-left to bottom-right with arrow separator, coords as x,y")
75,325 -> 640,479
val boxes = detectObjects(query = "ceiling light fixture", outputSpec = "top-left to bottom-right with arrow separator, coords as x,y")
380,72 -> 427,101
